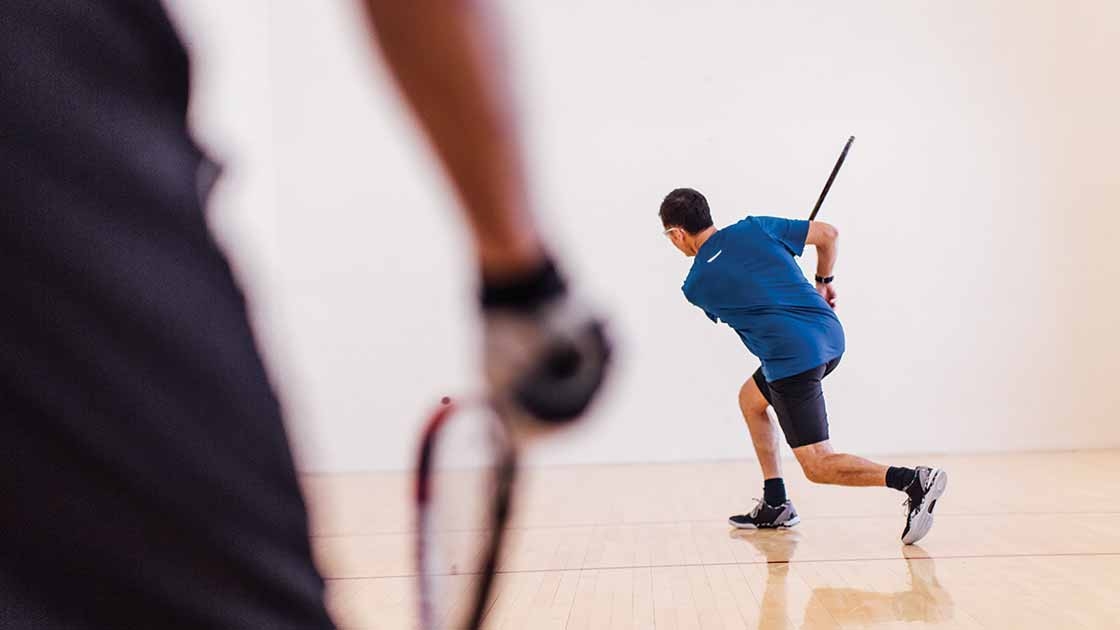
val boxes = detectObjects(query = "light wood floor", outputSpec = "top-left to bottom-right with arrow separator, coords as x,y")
304,450 -> 1120,629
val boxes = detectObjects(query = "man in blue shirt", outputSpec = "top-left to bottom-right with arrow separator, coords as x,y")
660,188 -> 946,545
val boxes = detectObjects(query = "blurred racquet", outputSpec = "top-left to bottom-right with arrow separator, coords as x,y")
414,306 -> 609,629
415,397 -> 514,630
809,135 -> 854,220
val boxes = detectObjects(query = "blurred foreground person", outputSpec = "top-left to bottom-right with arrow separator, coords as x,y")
0,1 -> 609,627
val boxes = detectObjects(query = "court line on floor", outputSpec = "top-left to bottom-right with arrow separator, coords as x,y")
309,510 -> 1120,537
322,550 -> 1120,581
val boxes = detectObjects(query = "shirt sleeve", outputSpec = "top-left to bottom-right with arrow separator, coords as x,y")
753,216 -> 809,257
682,278 -> 718,323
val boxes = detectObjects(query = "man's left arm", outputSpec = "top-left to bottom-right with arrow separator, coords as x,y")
805,221 -> 838,308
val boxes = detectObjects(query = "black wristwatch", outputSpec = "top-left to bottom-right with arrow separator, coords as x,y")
815,274 -> 834,284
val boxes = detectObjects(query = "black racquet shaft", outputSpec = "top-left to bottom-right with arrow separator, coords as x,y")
809,136 -> 854,221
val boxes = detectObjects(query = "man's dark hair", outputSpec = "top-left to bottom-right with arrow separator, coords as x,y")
659,188 -> 713,234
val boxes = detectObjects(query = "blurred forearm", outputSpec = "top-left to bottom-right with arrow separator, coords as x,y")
363,0 -> 544,280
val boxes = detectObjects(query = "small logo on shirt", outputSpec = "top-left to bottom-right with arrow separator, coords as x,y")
706,250 -> 723,263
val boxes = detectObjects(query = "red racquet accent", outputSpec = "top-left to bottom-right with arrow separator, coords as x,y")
415,397 -> 517,630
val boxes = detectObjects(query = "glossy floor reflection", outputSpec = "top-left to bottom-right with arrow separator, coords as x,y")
311,451 -> 1120,628
730,530 -> 961,628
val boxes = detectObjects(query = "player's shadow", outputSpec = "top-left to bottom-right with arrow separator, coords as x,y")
728,528 -> 955,628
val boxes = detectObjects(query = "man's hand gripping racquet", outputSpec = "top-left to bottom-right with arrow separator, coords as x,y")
415,259 -> 611,630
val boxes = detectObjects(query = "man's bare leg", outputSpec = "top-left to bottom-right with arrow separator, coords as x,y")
738,377 -> 782,480
729,379 -> 799,528
792,440 -> 889,486
792,440 -> 949,544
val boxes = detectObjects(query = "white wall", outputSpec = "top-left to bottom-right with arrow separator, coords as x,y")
171,1 -> 1120,472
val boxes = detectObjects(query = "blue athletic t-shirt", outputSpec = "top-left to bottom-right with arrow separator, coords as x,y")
682,216 -> 845,381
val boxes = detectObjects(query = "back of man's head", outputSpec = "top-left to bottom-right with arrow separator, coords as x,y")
659,188 -> 713,234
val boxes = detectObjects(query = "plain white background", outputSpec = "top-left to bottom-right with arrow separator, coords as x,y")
165,1 -> 1120,472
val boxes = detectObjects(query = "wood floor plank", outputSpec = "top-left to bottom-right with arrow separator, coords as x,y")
309,452 -> 1120,628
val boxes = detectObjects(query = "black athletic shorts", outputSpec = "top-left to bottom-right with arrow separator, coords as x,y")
752,357 -> 842,448
1,2 -> 333,628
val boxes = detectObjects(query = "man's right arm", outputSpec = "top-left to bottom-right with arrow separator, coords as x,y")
361,0 -> 610,427
362,0 -> 542,281
805,221 -> 839,308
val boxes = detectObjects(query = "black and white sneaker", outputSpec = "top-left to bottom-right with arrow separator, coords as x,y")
901,466 -> 948,545
729,499 -> 800,529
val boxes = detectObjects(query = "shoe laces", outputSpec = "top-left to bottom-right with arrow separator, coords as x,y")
901,485 -> 923,512
749,497 -> 765,518
900,472 -> 926,511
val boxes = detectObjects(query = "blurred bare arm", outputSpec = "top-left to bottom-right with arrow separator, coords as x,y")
362,0 -> 543,281
364,1 -> 611,426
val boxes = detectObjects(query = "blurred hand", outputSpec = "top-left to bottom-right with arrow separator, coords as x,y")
481,262 -> 611,435
816,282 -> 837,309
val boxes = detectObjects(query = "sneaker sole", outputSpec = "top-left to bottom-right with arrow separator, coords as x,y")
728,515 -> 801,530
902,469 -> 948,545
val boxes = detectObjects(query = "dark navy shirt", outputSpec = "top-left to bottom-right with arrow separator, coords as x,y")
682,216 -> 845,381
1,2 -> 333,627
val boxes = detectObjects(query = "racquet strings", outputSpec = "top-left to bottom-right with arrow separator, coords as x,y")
419,403 -> 510,629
